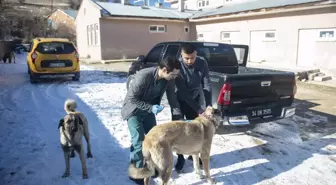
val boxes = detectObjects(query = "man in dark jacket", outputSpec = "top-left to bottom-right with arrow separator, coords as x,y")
174,43 -> 212,173
121,56 -> 182,185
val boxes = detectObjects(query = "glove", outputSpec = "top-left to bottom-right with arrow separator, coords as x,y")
151,105 -> 164,115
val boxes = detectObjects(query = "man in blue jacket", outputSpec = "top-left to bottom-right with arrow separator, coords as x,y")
174,43 -> 212,173
121,56 -> 182,185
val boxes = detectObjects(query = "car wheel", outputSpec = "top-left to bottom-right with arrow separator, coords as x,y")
29,74 -> 37,84
72,76 -> 80,81
126,75 -> 135,91
72,73 -> 80,81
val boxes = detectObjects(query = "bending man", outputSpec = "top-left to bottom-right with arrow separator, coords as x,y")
121,56 -> 182,185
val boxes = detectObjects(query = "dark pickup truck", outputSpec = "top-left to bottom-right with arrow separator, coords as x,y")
127,41 -> 296,126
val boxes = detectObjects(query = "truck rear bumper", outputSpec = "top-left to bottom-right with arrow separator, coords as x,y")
221,106 -> 295,126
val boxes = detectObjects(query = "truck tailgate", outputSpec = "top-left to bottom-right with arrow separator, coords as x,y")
229,73 -> 295,107
210,70 -> 296,113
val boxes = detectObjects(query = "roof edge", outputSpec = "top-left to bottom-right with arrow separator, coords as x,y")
101,16 -> 187,22
190,1 -> 336,22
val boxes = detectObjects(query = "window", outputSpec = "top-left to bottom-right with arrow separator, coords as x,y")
263,31 -> 276,42
149,25 -> 166,33
221,32 -> 231,39
90,25 -> 94,45
146,45 -> 165,63
164,45 -> 180,58
87,25 -> 90,45
184,26 -> 189,33
94,24 -> 99,45
198,0 -> 210,8
35,42 -> 75,54
196,43 -> 238,67
317,28 -> 336,41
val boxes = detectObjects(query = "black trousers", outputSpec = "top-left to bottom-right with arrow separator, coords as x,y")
179,98 -> 199,120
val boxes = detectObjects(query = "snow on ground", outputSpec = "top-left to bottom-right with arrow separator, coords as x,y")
0,53 -> 335,185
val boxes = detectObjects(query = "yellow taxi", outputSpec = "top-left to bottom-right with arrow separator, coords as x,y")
27,38 -> 80,83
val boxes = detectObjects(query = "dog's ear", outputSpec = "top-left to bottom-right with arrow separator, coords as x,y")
58,119 -> 64,129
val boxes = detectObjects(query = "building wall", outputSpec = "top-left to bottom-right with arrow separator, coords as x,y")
194,6 -> 336,72
75,0 -> 102,60
99,18 -> 191,60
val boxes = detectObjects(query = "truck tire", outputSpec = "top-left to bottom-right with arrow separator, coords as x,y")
126,75 -> 135,91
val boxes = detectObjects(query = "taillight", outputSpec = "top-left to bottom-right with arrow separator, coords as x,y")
293,80 -> 297,97
74,51 -> 79,62
217,83 -> 231,105
31,51 -> 38,63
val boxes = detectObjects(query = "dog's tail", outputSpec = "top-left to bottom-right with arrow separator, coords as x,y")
64,99 -> 77,114
128,145 -> 155,179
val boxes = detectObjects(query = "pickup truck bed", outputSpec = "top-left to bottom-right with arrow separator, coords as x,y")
127,41 -> 296,127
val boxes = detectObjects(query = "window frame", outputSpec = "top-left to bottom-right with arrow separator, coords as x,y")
316,28 -> 336,42
262,30 -> 277,42
149,25 -> 166,33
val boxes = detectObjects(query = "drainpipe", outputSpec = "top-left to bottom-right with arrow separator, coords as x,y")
178,0 -> 184,12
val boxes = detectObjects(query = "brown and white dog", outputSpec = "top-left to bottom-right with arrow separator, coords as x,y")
58,99 -> 93,179
128,106 -> 221,185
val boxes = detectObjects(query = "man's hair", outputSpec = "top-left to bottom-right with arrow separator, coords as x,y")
158,56 -> 180,73
181,43 -> 197,54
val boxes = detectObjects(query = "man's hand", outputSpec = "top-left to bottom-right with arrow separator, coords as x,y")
151,105 -> 164,115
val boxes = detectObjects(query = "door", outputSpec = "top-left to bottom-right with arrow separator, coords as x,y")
220,31 -> 241,44
250,31 -> 266,63
250,30 -> 276,63
297,29 -> 316,67
197,32 -> 213,42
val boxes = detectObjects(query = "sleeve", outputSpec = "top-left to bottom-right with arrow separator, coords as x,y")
165,80 -> 183,120
175,75 -> 204,114
202,59 -> 212,107
128,74 -> 153,113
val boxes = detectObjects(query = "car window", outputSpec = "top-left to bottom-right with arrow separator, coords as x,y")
146,45 -> 164,63
163,44 -> 180,59
35,42 -> 76,54
195,43 -> 238,67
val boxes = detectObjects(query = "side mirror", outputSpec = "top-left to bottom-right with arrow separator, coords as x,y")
136,55 -> 145,63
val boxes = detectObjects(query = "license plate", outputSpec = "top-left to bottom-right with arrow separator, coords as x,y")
251,108 -> 272,117
49,63 -> 65,67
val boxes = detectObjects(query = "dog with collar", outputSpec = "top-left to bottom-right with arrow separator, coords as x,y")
128,106 -> 221,185
58,99 -> 93,179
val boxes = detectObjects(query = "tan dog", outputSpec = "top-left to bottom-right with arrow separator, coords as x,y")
128,106 -> 221,185
58,99 -> 93,179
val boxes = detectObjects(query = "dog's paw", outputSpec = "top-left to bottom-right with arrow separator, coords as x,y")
82,173 -> 88,179
198,174 -> 205,179
62,172 -> 70,178
87,152 -> 93,158
207,178 -> 216,184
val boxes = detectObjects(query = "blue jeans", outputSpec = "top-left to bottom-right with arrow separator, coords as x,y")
127,110 -> 156,168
